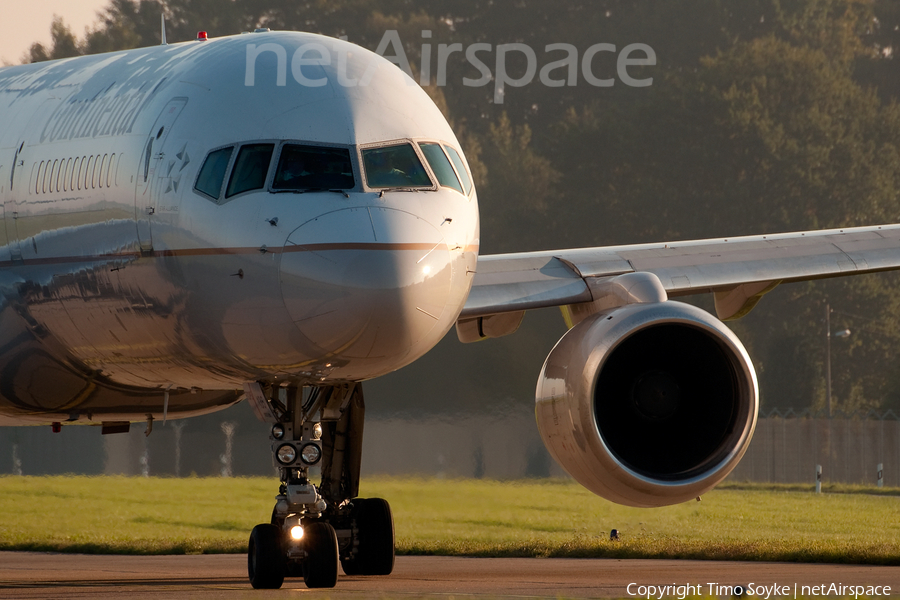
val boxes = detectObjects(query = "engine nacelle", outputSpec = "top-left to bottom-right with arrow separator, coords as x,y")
536,301 -> 758,507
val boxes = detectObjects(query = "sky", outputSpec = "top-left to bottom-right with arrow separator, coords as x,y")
1,0 -> 110,65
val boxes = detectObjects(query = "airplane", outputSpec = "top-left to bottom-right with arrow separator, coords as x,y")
2,28 -> 900,590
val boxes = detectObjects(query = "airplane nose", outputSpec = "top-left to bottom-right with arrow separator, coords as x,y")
280,207 -> 452,362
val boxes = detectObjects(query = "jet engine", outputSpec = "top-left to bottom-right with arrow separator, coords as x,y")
536,301 -> 758,507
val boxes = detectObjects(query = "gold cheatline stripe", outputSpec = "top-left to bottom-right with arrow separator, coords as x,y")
0,243 -> 480,267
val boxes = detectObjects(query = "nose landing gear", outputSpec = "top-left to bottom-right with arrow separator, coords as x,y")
244,382 -> 395,589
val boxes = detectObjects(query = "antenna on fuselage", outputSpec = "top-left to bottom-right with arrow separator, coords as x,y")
160,13 -> 168,45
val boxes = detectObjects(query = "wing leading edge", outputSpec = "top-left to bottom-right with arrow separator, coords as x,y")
459,223 -> 900,340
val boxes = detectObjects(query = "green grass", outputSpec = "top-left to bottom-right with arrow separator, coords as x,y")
0,476 -> 898,564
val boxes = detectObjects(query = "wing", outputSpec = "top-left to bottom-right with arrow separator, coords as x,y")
459,223 -> 900,340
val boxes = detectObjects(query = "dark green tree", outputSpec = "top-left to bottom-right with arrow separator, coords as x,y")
27,16 -> 81,63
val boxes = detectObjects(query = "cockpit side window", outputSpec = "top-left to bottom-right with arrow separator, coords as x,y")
272,145 -> 355,191
194,146 -> 233,199
420,143 -> 463,194
226,143 -> 274,198
443,145 -> 473,195
361,144 -> 432,189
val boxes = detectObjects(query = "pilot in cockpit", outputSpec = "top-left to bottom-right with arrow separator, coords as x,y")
366,150 -> 412,187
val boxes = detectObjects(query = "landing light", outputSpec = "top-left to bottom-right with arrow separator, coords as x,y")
300,443 -> 322,465
290,525 -> 304,540
272,424 -> 285,440
276,443 -> 296,465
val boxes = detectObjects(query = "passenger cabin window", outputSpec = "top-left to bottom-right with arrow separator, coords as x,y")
361,144 -> 431,189
420,143 -> 463,194
272,145 -> 355,191
444,145 -> 473,195
226,144 -> 274,198
195,146 -> 233,199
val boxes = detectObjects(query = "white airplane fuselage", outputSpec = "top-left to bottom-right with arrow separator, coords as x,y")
0,32 -> 479,424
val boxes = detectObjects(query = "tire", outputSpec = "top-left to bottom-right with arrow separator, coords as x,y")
248,523 -> 285,589
303,521 -> 339,588
340,497 -> 395,576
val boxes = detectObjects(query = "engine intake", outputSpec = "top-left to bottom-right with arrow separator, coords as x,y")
536,301 -> 758,507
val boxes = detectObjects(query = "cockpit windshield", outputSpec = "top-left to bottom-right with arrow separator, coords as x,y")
272,145 -> 355,191
361,144 -> 432,189
420,143 -> 463,194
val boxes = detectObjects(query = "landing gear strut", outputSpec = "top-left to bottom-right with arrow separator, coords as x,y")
245,382 -> 395,589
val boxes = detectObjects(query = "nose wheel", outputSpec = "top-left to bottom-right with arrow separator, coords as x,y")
248,520 -> 341,589
302,522 -> 340,588
244,382 -> 394,589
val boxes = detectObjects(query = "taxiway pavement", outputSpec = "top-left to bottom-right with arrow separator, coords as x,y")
0,552 -> 897,598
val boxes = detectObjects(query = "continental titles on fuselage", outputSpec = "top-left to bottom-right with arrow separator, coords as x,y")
39,85 -> 161,144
